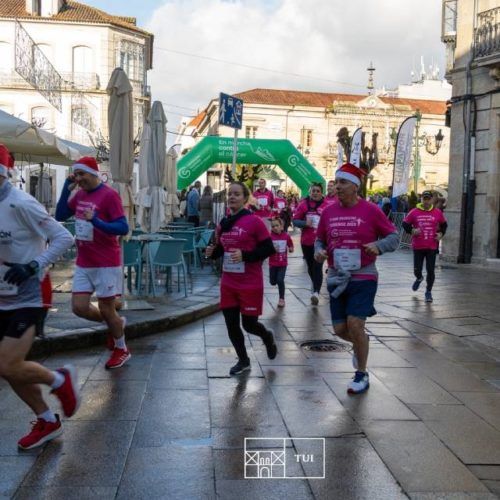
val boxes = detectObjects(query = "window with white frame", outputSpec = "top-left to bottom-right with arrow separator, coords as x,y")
117,40 -> 145,82
301,128 -> 313,147
245,126 -> 258,138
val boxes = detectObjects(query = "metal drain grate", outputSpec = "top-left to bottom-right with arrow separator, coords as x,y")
300,339 -> 351,352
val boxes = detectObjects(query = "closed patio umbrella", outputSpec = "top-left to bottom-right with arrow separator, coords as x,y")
165,146 -> 180,221
140,101 -> 168,233
107,67 -> 135,228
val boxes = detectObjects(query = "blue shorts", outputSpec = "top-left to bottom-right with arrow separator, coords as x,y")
328,280 -> 377,324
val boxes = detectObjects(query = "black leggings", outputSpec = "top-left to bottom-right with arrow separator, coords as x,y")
269,266 -> 287,299
301,244 -> 323,293
222,307 -> 272,362
413,249 -> 437,291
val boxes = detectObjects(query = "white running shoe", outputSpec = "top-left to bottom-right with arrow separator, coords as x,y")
347,371 -> 369,394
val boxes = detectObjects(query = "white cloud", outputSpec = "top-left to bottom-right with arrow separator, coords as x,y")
146,0 -> 444,131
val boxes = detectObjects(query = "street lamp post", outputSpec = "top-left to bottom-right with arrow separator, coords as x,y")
412,110 -> 444,194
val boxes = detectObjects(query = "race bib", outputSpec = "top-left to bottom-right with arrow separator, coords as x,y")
0,265 -> 18,296
307,214 -> 320,229
223,252 -> 245,273
333,248 -> 361,271
257,197 -> 268,207
75,218 -> 94,241
277,201 -> 285,210
273,240 -> 287,253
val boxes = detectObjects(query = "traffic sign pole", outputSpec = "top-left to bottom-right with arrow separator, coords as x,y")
232,128 -> 238,176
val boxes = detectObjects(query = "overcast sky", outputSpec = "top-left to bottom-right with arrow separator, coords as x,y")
85,0 -> 445,136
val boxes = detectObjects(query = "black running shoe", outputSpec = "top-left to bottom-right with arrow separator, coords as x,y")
425,291 -> 433,303
263,330 -> 278,360
412,278 -> 423,291
229,359 -> 251,375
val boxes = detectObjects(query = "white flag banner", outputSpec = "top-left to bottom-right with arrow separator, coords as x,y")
350,127 -> 363,167
392,116 -> 416,198
337,142 -> 344,167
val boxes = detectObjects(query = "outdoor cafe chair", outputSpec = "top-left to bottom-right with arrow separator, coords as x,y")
148,238 -> 188,297
163,230 -> 198,272
122,239 -> 143,294
195,229 -> 215,268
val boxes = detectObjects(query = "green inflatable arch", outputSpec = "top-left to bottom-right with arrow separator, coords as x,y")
177,137 -> 325,195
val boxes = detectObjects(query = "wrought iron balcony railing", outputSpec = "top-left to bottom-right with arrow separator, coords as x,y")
59,72 -> 101,91
475,7 -> 500,59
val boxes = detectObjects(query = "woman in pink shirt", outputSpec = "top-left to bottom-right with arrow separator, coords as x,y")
402,190 -> 447,303
292,182 -> 327,305
206,182 -> 278,375
269,217 -> 294,307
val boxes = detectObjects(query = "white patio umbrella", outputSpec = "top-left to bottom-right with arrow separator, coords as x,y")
165,146 -> 180,221
0,109 -> 95,164
107,67 -> 135,228
137,101 -> 168,232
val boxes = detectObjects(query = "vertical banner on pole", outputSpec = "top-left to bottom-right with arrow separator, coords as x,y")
349,127 -> 363,167
392,116 -> 417,198
337,142 -> 344,168
219,92 -> 243,176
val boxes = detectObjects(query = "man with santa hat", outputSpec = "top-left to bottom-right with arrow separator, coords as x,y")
315,163 -> 399,394
0,144 -> 79,450
56,156 -> 130,370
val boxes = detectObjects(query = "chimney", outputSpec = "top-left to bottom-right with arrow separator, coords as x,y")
41,0 -> 66,16
25,0 -> 41,16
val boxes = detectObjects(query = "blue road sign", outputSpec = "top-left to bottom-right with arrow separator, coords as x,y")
219,92 -> 243,130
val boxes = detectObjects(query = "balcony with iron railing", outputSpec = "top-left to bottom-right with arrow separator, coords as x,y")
474,7 -> 500,62
0,70 -> 101,92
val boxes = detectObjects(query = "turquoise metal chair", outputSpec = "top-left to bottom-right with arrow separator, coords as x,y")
195,229 -> 215,268
148,238 -> 188,297
122,240 -> 143,294
164,230 -> 198,272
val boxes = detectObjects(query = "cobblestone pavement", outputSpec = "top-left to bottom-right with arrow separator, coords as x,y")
1,247 -> 500,499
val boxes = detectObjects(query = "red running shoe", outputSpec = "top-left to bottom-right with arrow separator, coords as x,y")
105,348 -> 131,369
18,415 -> 63,450
51,365 -> 80,418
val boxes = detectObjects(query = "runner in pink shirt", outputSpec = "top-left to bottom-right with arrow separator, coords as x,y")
56,157 -> 130,370
402,190 -> 447,303
269,217 -> 294,308
324,179 -> 337,206
252,178 -> 274,226
206,182 -> 278,375
292,182 -> 327,305
315,163 -> 399,395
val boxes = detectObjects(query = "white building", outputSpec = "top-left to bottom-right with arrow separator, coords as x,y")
0,0 -> 153,204
179,86 -> 449,194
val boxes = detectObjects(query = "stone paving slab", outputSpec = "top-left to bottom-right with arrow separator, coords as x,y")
2,249 -> 500,498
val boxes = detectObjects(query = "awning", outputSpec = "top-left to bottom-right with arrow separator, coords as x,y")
0,109 -> 95,166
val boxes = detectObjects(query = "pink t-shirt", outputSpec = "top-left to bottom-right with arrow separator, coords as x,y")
403,207 -> 446,250
68,184 -> 125,267
274,197 -> 287,213
324,195 -> 338,207
253,189 -> 274,218
293,197 -> 328,246
269,232 -> 294,267
316,198 -> 396,271
216,214 -> 270,289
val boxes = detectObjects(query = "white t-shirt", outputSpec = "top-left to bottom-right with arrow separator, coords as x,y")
0,182 -> 73,309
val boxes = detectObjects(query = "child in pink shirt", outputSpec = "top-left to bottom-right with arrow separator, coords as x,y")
269,218 -> 294,307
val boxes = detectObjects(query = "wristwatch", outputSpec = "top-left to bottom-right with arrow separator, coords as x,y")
28,260 -> 40,275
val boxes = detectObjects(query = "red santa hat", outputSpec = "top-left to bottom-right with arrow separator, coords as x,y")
72,156 -> 99,176
0,144 -> 14,178
335,162 -> 366,187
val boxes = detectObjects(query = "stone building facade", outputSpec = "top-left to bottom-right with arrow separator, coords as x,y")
441,0 -> 500,264
0,0 -> 153,201
179,87 -> 448,195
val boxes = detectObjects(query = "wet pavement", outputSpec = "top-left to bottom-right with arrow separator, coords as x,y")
2,246 -> 500,499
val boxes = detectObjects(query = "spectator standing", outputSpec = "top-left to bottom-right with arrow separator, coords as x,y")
199,185 -> 214,226
187,181 -> 202,226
